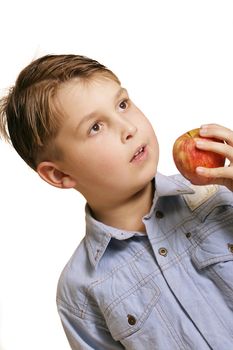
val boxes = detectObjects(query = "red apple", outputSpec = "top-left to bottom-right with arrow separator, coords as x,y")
172,128 -> 225,185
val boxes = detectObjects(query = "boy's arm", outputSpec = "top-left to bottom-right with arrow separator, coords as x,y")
57,301 -> 124,350
195,123 -> 233,191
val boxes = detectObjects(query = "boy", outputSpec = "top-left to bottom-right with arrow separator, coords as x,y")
0,54 -> 233,350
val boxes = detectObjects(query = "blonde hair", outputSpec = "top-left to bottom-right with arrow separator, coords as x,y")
0,54 -> 120,170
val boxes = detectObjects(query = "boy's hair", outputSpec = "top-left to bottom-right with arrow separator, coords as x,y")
0,54 -> 120,170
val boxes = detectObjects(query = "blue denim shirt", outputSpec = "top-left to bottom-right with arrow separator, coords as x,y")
56,173 -> 233,349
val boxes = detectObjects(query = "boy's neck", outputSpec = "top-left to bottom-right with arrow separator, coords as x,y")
89,180 -> 154,233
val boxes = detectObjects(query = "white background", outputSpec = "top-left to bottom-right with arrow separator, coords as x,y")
0,1 -> 233,349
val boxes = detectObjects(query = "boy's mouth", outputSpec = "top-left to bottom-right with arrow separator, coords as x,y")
130,144 -> 147,162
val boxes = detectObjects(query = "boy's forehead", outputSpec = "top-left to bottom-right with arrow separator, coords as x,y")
57,76 -> 123,101
55,77 -> 126,123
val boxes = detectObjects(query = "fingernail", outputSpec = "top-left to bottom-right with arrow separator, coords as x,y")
196,167 -> 205,173
199,127 -> 208,135
195,140 -> 205,147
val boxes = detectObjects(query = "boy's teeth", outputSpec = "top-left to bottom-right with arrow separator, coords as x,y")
134,147 -> 143,157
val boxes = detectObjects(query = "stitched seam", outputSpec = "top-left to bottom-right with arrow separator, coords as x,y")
57,297 -> 106,324
155,303 -> 187,350
182,187 -> 232,215
153,209 -> 233,246
113,280 -> 161,339
156,211 -> 200,238
87,245 -> 151,291
178,256 -> 233,341
85,235 -> 95,260
193,253 -> 233,268
86,231 -> 111,264
209,266 -> 233,295
104,273 -> 159,314
207,267 -> 233,337
158,248 -> 194,272
195,217 -> 233,244
56,298 -> 86,319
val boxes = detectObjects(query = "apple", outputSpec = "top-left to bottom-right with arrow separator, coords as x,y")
172,128 -> 225,185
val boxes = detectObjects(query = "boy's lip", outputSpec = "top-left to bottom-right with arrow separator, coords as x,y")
130,144 -> 147,162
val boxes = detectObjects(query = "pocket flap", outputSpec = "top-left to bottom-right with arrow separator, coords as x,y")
191,232 -> 233,269
104,277 -> 160,341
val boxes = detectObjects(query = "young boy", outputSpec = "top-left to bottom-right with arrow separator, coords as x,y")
0,54 -> 233,350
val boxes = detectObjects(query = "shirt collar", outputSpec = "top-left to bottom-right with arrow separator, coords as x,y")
85,173 -> 194,268
144,172 -> 194,219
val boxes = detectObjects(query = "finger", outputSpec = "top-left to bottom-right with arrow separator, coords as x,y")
195,139 -> 233,161
196,165 -> 233,179
199,124 -> 233,146
195,176 -> 232,189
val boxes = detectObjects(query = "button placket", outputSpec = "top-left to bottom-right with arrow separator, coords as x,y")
153,208 -> 174,265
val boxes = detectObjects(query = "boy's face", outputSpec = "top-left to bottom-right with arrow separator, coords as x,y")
53,76 -> 159,202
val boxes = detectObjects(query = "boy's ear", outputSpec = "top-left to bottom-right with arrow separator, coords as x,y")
37,161 -> 77,189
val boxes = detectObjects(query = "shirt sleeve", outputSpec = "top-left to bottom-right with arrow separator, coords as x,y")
57,301 -> 125,350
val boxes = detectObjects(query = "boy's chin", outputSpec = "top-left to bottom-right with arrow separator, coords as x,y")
147,162 -> 158,180
135,168 -> 157,191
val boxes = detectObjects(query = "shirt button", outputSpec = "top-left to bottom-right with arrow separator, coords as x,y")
186,232 -> 191,238
228,243 -> 233,253
156,210 -> 164,218
158,247 -> 168,256
127,314 -> 137,325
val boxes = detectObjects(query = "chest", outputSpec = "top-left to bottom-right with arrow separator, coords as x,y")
87,201 -> 233,349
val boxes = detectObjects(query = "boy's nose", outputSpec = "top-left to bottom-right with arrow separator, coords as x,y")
121,121 -> 137,143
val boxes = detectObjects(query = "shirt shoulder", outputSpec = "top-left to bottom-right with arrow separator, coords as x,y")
56,237 -> 98,317
170,173 -> 233,218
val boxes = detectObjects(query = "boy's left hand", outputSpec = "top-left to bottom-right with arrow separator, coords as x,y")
195,123 -> 233,191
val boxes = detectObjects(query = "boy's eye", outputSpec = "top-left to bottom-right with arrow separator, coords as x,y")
89,122 -> 103,136
119,99 -> 129,110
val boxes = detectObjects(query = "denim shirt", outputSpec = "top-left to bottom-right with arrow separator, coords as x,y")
56,173 -> 233,350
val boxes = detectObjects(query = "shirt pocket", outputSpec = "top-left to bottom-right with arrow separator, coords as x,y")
191,220 -> 233,297
102,275 -> 160,341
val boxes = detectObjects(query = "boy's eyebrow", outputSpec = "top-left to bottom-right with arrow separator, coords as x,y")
115,87 -> 128,100
76,87 -> 128,131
